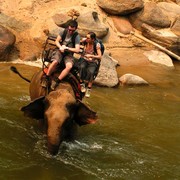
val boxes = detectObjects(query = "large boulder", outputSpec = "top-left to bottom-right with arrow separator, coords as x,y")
77,11 -> 109,38
129,2 -> 171,31
97,0 -> 144,15
111,16 -> 133,35
51,10 -> 108,39
143,50 -> 174,68
94,52 -> 119,87
141,23 -> 179,55
52,13 -> 72,28
171,16 -> 180,36
157,2 -> 180,23
119,73 -> 149,86
0,25 -> 16,61
52,9 -> 80,28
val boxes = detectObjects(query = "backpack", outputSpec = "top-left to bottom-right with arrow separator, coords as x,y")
93,39 -> 105,55
61,28 -> 79,47
42,35 -> 56,63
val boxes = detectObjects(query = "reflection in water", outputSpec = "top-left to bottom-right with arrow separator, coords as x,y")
0,63 -> 180,179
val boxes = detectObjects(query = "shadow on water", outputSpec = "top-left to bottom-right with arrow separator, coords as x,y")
0,63 -> 180,179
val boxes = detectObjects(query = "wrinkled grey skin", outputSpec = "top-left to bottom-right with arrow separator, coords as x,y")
21,71 -> 97,155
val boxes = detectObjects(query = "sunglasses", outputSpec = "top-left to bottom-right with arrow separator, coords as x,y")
68,27 -> 76,32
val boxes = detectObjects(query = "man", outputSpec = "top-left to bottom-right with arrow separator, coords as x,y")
42,20 -> 80,90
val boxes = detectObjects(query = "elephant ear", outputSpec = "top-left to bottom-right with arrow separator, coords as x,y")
74,100 -> 98,126
20,96 -> 45,119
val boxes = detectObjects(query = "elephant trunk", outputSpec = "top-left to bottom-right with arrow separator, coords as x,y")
47,142 -> 60,155
46,108 -> 67,155
47,126 -> 62,156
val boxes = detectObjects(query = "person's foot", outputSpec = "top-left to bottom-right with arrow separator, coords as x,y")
41,76 -> 50,88
85,88 -> 91,98
80,83 -> 86,93
51,78 -> 60,90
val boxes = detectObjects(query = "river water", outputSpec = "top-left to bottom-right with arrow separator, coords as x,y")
0,62 -> 180,179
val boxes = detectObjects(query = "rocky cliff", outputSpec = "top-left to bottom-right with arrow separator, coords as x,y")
0,0 -> 179,61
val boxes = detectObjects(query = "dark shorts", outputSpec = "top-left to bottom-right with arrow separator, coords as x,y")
51,49 -> 74,65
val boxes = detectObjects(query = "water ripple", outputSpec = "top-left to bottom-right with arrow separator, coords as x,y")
13,95 -> 30,102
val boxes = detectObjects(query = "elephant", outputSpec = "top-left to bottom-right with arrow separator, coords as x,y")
11,66 -> 97,155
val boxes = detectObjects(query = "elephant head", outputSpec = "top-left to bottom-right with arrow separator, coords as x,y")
21,71 -> 97,155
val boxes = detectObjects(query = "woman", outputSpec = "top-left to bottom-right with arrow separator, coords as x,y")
79,32 -> 102,98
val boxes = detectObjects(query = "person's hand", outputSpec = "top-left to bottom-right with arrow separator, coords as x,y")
59,45 -> 66,53
87,58 -> 93,61
84,54 -> 92,58
84,54 -> 93,61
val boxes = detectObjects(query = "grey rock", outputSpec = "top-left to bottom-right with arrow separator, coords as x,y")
94,52 -> 119,87
97,0 -> 144,15
129,2 -> 171,31
77,11 -> 108,38
0,25 -> 16,61
143,50 -> 174,68
119,73 -> 149,86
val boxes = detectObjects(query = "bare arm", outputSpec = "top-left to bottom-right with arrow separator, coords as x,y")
55,35 -> 62,49
67,44 -> 80,53
93,47 -> 102,60
56,33 -> 80,53
84,43 -> 102,60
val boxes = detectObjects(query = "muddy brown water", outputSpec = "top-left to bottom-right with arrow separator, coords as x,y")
0,62 -> 179,179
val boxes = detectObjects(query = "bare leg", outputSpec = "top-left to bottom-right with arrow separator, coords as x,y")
46,60 -> 59,76
50,58 -> 73,90
58,62 -> 73,80
87,81 -> 93,88
41,60 -> 59,88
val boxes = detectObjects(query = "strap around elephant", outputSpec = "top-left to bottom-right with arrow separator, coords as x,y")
66,73 -> 83,100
